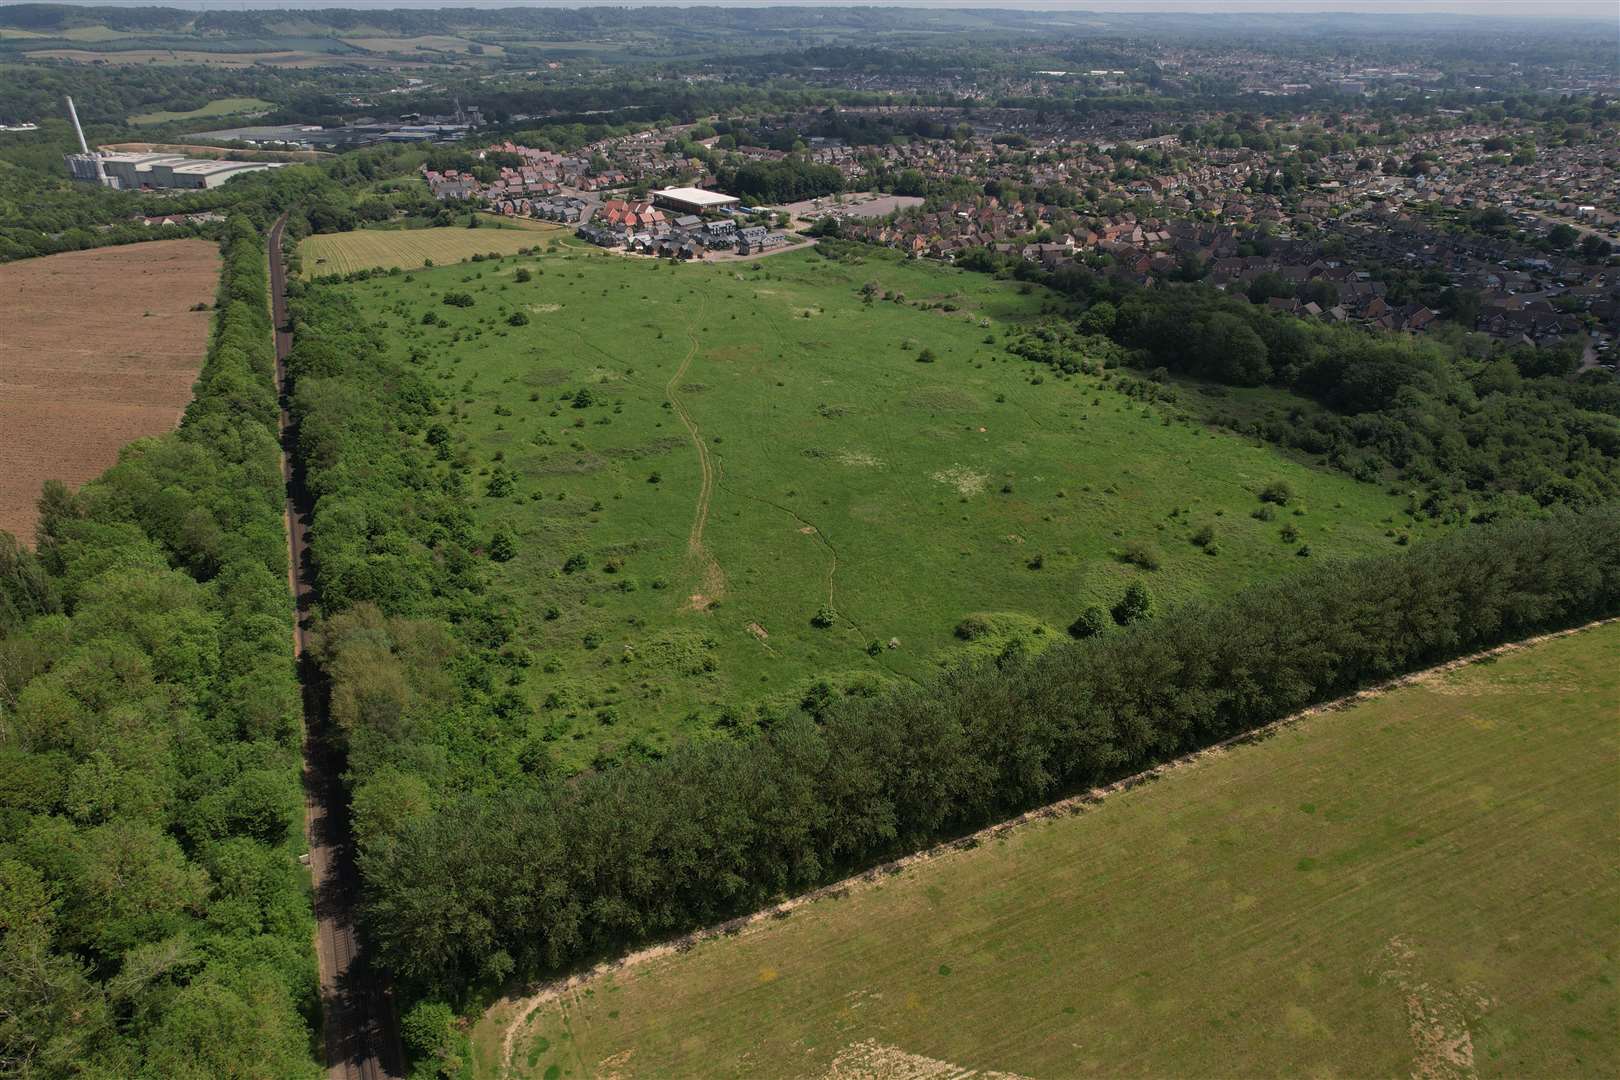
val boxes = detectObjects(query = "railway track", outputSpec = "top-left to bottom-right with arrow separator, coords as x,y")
269,214 -> 405,1080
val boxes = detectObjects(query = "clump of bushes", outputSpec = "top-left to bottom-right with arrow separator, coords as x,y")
1067,606 -> 1109,639
1111,581 -> 1153,625
1259,479 -> 1295,506
1121,540 -> 1162,570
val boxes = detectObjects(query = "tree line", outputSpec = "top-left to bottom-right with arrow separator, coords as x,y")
352,506 -> 1618,1003
0,219 -> 317,1076
957,251 -> 1620,519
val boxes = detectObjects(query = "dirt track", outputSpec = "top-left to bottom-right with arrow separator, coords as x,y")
667,298 -> 727,603
0,240 -> 218,541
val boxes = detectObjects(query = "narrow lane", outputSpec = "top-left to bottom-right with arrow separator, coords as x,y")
268,214 -> 406,1080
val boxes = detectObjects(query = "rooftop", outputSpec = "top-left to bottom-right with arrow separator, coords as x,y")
654,187 -> 740,208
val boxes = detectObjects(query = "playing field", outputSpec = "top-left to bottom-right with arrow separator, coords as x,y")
478,619 -> 1620,1079
335,241 -> 1424,769
300,223 -> 562,275
129,96 -> 275,125
0,239 -> 219,542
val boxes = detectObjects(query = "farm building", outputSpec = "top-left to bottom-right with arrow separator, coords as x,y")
652,186 -> 741,215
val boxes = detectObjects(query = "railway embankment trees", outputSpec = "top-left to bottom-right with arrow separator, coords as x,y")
0,217 -> 315,1076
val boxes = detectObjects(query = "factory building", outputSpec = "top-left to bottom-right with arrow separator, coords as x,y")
64,151 -> 288,191
651,186 -> 741,215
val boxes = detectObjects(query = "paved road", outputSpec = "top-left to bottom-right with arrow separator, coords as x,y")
268,215 -> 406,1080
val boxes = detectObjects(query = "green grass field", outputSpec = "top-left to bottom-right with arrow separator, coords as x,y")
300,222 -> 562,275
333,238 -> 1431,769
128,96 -> 275,125
476,620 -> 1620,1079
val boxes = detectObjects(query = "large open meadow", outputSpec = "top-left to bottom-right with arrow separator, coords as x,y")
478,619 -> 1620,1079
0,239 -> 219,541
336,237 -> 1429,768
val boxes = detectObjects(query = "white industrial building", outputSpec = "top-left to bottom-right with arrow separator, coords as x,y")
651,186 -> 741,215
67,151 -> 289,191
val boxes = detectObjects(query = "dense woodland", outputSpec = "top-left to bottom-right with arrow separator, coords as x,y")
954,253 -> 1620,517
0,220 -> 316,1077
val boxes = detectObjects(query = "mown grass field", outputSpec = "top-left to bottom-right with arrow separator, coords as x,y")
129,96 -> 274,125
335,237 -> 1428,769
299,222 -> 563,275
478,620 -> 1620,1079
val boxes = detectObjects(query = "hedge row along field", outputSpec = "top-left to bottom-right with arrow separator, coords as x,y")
354,504 -> 1618,1016
0,220 -> 315,1077
486,619 -> 1620,1079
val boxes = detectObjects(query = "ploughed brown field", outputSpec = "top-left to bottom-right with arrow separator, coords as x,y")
0,239 -> 219,542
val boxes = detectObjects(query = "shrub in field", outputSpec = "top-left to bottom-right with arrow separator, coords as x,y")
507,311 -> 530,326
1067,606 -> 1109,639
1121,540 -> 1162,570
1111,581 -> 1153,625
442,292 -> 474,308
810,606 -> 837,628
489,532 -> 516,562
1260,479 -> 1294,506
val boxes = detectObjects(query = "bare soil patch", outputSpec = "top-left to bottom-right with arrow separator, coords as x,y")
0,240 -> 219,541
817,1040 -> 1032,1080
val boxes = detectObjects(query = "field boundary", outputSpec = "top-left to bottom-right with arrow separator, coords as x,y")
494,614 -> 1617,1072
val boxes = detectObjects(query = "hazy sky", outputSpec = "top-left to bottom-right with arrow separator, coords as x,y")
34,0 -> 1620,19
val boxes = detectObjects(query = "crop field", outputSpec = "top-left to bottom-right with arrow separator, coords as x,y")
478,620 -> 1620,1079
22,47 -> 414,67
299,223 -> 562,275
0,239 -> 219,542
336,239 -> 1426,769
342,34 -> 506,56
129,96 -> 275,125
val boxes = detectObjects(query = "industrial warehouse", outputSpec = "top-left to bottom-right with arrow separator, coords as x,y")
66,151 -> 289,190
58,95 -> 287,191
649,186 -> 742,215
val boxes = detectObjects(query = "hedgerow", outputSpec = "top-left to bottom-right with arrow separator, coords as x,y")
352,504 -> 1619,997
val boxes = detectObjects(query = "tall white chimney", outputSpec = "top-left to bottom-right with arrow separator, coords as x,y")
65,95 -> 110,186
65,95 -> 89,153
